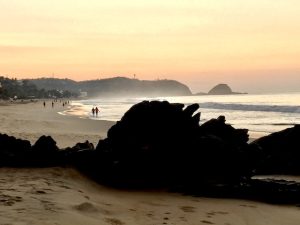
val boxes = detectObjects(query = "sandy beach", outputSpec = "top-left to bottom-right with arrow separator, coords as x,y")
1,101 -> 300,225
0,100 -> 114,148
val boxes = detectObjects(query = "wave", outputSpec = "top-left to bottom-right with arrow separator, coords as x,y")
251,123 -> 298,126
199,102 -> 300,113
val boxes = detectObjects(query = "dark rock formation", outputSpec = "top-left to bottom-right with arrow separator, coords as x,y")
67,140 -> 94,152
31,135 -> 59,153
0,133 -> 31,166
208,84 -> 233,95
93,100 -> 257,187
251,125 -> 300,174
28,135 -> 61,166
197,116 -> 261,182
206,83 -> 246,95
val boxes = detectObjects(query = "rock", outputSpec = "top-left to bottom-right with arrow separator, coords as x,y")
0,133 -> 31,166
200,115 -> 249,146
31,135 -> 59,153
183,103 -> 200,117
71,141 -> 94,151
208,84 -> 233,95
251,125 -> 300,174
29,135 -> 61,166
96,101 -> 202,185
207,84 -> 246,95
94,101 -> 257,187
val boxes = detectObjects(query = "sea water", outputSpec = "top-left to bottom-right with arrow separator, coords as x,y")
62,92 -> 300,138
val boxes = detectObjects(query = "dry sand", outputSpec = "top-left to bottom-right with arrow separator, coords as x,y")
0,100 -> 114,148
1,100 -> 300,225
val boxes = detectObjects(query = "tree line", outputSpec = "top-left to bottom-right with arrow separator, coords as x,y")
0,76 -> 78,100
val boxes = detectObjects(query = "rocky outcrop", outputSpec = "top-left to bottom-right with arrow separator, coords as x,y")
195,83 -> 246,95
94,101 -> 257,187
208,84 -> 233,95
0,133 -> 31,165
251,125 -> 300,174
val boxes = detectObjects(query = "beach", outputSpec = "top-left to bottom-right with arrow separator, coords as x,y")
1,101 -> 300,225
0,100 -> 114,148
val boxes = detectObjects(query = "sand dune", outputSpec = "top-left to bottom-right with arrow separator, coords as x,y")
1,100 -> 300,224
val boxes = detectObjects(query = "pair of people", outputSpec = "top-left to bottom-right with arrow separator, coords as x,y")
92,107 -> 100,117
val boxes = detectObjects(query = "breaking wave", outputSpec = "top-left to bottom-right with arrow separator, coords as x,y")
199,102 -> 300,114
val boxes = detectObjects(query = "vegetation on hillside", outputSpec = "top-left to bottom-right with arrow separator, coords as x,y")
27,77 -> 192,97
0,76 -> 78,100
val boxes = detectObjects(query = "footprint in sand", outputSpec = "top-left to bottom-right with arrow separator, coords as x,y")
180,206 -> 196,213
146,213 -> 153,217
201,220 -> 214,224
35,190 -> 47,194
74,202 -> 99,213
74,202 -> 111,215
104,218 -> 125,225
0,194 -> 22,206
240,204 -> 257,208
179,216 -> 187,222
206,211 -> 229,217
40,200 -> 58,212
59,185 -> 71,189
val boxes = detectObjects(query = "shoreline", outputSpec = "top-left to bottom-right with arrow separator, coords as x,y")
0,100 -> 115,148
65,99 -> 268,141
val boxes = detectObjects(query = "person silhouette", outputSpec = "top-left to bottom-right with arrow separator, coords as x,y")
92,107 -> 95,117
95,107 -> 99,117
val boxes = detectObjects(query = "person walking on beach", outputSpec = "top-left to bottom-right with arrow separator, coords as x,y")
92,107 -> 95,117
43,101 -> 46,107
52,102 -> 54,108
95,107 -> 99,117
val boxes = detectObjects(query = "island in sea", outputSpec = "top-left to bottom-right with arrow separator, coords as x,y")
195,83 -> 247,95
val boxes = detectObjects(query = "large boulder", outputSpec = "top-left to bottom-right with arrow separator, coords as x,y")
0,133 -> 31,166
29,135 -> 61,166
197,116 -> 260,183
199,115 -> 249,146
94,101 -> 257,187
96,101 -> 200,185
251,125 -> 300,174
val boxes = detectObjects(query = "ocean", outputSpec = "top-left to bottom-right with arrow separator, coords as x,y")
61,92 -> 300,139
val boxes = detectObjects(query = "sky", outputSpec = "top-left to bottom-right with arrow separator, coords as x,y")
0,0 -> 300,93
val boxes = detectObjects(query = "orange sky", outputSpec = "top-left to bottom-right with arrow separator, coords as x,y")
1,0 -> 300,93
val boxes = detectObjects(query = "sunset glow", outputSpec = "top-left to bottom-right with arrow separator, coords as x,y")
1,0 -> 300,92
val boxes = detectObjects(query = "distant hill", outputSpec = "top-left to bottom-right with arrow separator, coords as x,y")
195,83 -> 247,95
26,77 -> 192,97
208,84 -> 233,95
